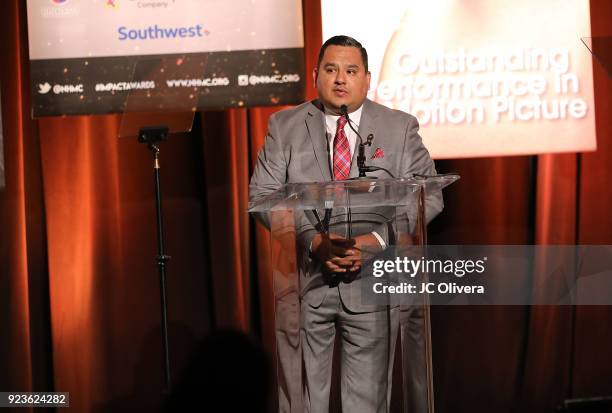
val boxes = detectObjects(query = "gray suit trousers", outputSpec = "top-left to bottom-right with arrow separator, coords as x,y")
301,287 -> 399,413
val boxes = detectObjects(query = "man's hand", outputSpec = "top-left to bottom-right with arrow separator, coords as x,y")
311,233 -> 355,274
311,232 -> 383,274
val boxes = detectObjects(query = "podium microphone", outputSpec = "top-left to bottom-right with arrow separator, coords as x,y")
340,104 -> 371,178
340,105 -> 393,179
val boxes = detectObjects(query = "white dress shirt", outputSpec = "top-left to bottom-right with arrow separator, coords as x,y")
324,105 -> 363,166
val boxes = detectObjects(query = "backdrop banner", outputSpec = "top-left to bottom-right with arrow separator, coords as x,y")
26,0 -> 305,116
322,0 -> 596,158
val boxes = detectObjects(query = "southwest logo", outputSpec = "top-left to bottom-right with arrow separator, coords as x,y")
38,83 -> 52,94
118,24 -> 207,41
50,0 -> 69,5
105,0 -> 118,9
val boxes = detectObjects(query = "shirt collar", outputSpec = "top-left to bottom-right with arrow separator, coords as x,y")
325,104 -> 364,129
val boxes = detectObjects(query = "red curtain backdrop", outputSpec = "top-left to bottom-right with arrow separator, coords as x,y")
1,1 -> 611,412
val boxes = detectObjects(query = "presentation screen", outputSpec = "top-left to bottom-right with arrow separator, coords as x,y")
322,0 -> 596,158
26,0 -> 304,117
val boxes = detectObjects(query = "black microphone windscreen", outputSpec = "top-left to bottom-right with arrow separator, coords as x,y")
340,105 -> 348,115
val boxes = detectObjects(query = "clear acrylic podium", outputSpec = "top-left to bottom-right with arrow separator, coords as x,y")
249,175 -> 458,413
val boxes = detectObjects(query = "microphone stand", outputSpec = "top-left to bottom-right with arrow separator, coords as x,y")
138,125 -> 172,392
340,105 -> 372,179
340,105 -> 393,179
356,133 -> 375,178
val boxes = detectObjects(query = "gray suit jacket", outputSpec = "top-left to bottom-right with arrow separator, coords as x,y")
249,98 -> 443,312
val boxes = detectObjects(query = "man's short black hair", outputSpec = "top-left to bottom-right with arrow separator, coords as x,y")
317,35 -> 369,72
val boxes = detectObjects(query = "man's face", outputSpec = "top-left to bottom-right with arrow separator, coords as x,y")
313,45 -> 371,114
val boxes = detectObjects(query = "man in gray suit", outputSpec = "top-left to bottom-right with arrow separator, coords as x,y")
250,35 -> 442,412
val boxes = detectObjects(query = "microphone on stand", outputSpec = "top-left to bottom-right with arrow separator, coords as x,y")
340,105 -> 394,179
340,105 -> 371,178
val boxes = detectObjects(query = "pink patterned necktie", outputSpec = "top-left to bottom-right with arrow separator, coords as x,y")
333,116 -> 351,180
